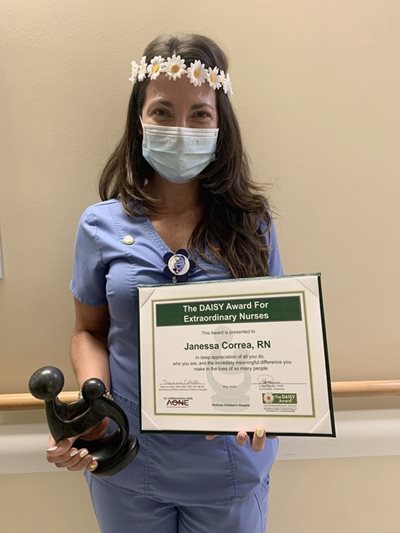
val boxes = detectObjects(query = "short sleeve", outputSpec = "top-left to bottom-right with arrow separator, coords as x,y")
70,207 -> 108,306
267,221 -> 284,276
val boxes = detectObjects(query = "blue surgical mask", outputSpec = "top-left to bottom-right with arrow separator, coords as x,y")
141,121 -> 219,184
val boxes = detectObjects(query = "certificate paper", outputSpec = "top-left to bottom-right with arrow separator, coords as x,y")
138,274 -> 335,437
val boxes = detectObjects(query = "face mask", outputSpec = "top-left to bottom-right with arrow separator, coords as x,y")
141,121 -> 219,184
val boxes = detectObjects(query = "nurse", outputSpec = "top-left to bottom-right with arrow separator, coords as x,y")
46,33 -> 283,532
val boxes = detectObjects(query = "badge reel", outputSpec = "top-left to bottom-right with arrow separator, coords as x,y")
163,250 -> 195,283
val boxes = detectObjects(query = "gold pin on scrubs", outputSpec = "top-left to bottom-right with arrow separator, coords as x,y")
122,235 -> 135,245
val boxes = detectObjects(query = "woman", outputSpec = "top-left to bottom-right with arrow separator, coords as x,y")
47,33 -> 283,532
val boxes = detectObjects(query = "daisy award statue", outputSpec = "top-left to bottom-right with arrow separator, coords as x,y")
29,366 -> 139,476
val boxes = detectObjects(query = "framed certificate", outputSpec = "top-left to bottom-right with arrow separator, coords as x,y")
138,274 -> 335,437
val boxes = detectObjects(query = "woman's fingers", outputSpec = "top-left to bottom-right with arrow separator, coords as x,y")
235,432 -> 248,447
46,436 -> 98,472
45,418 -> 108,473
208,428 -> 275,451
46,436 -> 77,464
251,428 -> 266,452
65,449 -> 98,472
235,428 -> 275,451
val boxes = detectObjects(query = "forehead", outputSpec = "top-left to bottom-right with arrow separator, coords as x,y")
143,76 -> 217,108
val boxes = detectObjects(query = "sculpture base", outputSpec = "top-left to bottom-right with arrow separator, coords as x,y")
91,437 -> 140,477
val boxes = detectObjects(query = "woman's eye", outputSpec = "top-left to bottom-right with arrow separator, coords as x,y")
193,111 -> 210,119
152,109 -> 170,117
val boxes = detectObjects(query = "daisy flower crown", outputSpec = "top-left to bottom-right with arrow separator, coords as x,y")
129,54 -> 233,96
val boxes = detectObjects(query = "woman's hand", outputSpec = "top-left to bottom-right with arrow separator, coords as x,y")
46,418 -> 109,472
206,428 -> 275,452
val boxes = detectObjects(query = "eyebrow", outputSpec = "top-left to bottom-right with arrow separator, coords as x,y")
191,103 -> 215,111
151,99 -> 215,110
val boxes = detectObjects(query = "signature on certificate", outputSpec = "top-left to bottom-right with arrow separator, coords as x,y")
162,379 -> 203,385
258,374 -> 275,385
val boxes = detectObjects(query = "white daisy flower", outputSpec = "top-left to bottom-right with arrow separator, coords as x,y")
129,60 -> 139,84
187,60 -> 208,87
137,56 -> 148,82
206,67 -> 223,90
222,72 -> 233,96
147,55 -> 166,80
165,54 -> 186,80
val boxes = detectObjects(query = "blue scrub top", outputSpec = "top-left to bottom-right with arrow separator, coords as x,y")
71,199 -> 283,505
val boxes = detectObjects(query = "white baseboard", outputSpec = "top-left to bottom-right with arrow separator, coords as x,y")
0,409 -> 399,475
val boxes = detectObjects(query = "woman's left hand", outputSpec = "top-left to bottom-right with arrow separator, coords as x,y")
205,428 -> 274,452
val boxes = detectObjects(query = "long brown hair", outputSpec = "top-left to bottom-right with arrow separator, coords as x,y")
99,33 -> 272,278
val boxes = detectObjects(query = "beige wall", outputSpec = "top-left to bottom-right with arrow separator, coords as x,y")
1,1 -> 399,532
270,456 -> 400,532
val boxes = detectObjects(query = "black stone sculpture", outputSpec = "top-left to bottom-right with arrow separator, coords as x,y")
28,366 -> 139,477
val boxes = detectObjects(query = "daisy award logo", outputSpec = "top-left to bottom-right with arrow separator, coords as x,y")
263,393 -> 298,404
262,393 -> 275,404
